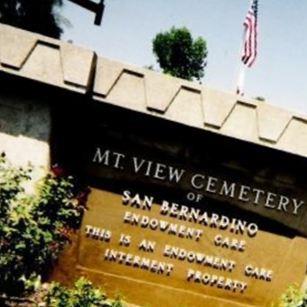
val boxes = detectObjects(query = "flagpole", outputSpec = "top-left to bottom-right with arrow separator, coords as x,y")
236,64 -> 246,96
236,20 -> 247,96
235,23 -> 246,96
236,0 -> 255,96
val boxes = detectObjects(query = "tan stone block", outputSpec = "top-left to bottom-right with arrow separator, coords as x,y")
94,57 -> 128,97
165,88 -> 203,128
202,88 -> 237,128
221,103 -> 258,142
278,118 -> 307,157
145,70 -> 181,113
106,71 -> 146,112
0,24 -> 37,69
20,43 -> 63,86
257,103 -> 292,143
60,42 -> 95,88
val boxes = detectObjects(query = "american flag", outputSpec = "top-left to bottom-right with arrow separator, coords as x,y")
241,0 -> 258,67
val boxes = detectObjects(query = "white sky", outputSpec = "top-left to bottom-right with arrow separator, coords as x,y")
61,0 -> 307,115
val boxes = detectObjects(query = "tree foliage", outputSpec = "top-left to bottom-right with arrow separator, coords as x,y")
152,27 -> 208,81
0,0 -> 63,38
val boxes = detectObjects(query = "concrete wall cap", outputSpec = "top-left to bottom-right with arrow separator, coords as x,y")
2,23 -> 307,159
0,23 -> 95,93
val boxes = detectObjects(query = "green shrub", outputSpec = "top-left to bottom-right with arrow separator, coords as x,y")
0,153 -> 88,297
275,285 -> 307,307
44,277 -> 122,307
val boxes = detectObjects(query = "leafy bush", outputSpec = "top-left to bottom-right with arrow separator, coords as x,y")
0,153 -> 88,297
44,277 -> 122,307
275,285 -> 307,307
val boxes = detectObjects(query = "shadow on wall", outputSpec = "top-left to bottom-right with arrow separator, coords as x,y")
0,75 -> 51,141
0,75 -> 58,167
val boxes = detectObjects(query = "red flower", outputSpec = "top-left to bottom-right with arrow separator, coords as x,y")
51,164 -> 65,177
48,241 -> 60,252
0,239 -> 9,246
76,187 -> 90,209
58,226 -> 72,240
